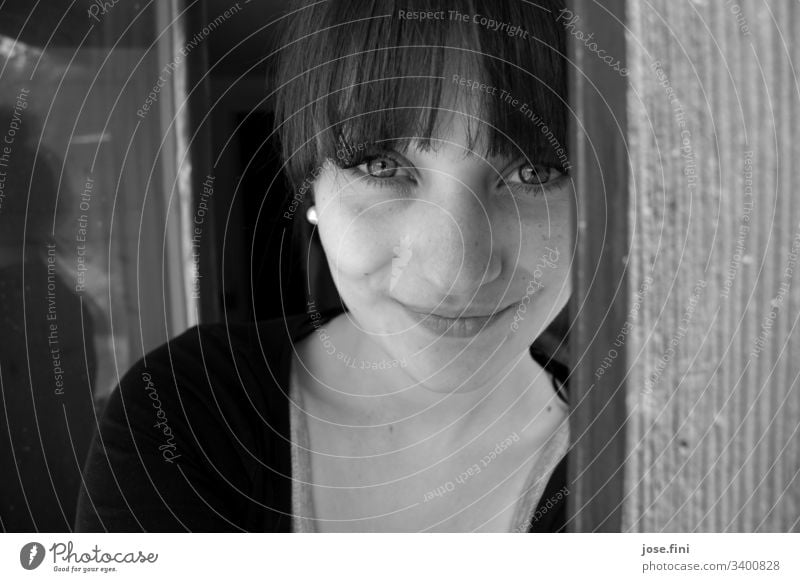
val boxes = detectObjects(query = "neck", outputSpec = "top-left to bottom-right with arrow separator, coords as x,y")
296,313 -> 558,442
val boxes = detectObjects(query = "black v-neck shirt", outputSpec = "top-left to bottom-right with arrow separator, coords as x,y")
75,312 -> 569,532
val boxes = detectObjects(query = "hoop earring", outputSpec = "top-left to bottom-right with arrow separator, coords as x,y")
306,205 -> 318,225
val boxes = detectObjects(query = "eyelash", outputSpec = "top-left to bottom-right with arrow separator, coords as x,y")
343,152 -> 565,196
503,165 -> 567,195
345,152 -> 415,189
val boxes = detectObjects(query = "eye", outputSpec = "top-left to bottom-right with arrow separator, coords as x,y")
508,163 -> 562,186
361,155 -> 399,178
348,151 -> 417,188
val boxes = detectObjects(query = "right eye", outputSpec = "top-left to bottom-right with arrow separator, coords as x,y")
347,151 -> 417,188
360,155 -> 400,179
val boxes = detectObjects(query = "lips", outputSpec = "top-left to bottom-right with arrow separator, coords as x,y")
400,301 -> 516,338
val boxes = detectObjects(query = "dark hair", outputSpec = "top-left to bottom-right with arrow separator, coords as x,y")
272,0 -> 569,191
270,0 -> 571,402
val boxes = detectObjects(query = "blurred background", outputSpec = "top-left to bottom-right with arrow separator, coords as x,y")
0,0 -> 316,532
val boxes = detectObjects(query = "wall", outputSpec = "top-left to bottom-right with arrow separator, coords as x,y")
625,0 -> 800,532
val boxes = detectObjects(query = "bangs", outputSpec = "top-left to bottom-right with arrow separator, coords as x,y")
273,0 -> 568,191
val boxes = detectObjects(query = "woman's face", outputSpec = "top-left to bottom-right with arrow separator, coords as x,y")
312,112 -> 573,393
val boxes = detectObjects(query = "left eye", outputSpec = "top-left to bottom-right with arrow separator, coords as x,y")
508,163 -> 561,186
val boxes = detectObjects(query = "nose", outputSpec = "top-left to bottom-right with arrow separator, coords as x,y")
406,179 -> 502,297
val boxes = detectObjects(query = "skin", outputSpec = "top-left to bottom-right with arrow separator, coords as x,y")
291,110 -> 574,531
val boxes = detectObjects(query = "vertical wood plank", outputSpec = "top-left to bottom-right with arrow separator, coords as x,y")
566,0 -> 629,532
625,0 -> 800,532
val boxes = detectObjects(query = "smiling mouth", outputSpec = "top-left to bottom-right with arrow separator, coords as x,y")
400,302 -> 517,338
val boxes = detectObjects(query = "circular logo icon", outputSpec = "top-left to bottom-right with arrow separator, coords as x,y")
20,542 -> 46,570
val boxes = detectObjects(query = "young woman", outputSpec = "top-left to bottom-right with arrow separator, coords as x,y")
76,0 -> 574,533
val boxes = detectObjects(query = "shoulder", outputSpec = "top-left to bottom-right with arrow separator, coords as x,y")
77,314 -> 312,531
114,314 -> 315,442
144,316 -> 301,371
133,314 -> 311,397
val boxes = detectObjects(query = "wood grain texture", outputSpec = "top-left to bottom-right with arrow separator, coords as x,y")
624,0 -> 800,532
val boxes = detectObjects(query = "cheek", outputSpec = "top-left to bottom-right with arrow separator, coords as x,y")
528,196 -> 572,239
514,199 -> 571,262
545,205 -> 573,282
506,202 -> 572,305
316,200 -> 394,281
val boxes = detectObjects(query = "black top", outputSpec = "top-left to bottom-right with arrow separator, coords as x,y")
75,312 -> 569,532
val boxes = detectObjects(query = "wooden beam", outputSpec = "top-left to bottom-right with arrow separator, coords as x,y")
566,0 -> 630,532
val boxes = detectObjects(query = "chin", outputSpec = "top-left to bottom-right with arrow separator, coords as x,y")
343,289 -> 559,390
